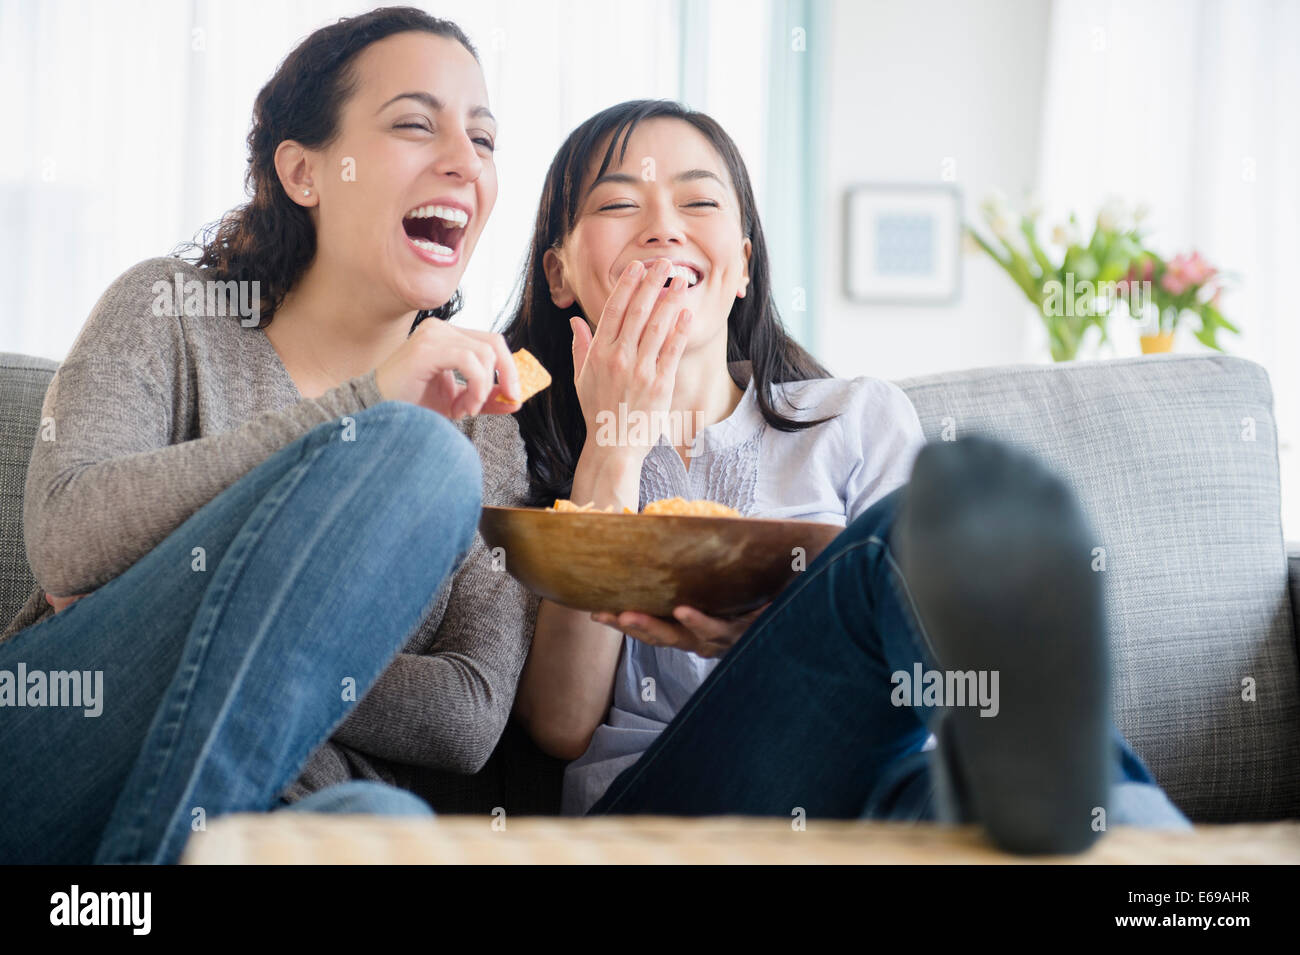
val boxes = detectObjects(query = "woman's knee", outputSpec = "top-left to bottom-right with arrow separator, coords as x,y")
339,402 -> 482,510
290,403 -> 482,566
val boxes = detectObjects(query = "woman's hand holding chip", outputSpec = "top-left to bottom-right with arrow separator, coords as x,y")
374,321 -> 522,419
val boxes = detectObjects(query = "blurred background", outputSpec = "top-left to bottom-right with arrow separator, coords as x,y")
0,0 -> 1295,533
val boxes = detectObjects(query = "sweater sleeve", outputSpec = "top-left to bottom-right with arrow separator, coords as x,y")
23,257 -> 388,597
329,412 -> 540,774
842,378 -> 928,523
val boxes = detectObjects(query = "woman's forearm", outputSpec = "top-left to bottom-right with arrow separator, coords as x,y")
514,443 -> 643,759
516,599 -> 624,759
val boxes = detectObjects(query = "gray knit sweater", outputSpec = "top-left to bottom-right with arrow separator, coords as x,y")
0,256 -> 538,801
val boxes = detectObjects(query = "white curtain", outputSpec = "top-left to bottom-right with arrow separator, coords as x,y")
676,0 -> 822,348
1036,0 -> 1300,538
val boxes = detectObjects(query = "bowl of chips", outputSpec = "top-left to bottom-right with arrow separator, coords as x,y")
478,498 -> 844,618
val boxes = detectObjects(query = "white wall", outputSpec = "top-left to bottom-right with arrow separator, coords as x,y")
816,0 -> 1053,382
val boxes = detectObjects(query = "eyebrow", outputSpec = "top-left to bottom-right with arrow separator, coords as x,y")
590,168 -> 726,189
376,91 -> 495,124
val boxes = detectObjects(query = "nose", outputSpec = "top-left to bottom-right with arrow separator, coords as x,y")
637,196 -> 686,248
431,127 -> 483,183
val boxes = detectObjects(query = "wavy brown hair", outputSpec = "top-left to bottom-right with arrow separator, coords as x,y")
502,99 -> 834,506
175,6 -> 475,331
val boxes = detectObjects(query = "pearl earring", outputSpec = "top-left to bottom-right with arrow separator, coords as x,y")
302,189 -> 311,196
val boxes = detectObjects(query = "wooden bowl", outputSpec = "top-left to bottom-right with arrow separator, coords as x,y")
478,506 -> 844,617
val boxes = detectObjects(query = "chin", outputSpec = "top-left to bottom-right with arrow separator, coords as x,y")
402,277 -> 457,313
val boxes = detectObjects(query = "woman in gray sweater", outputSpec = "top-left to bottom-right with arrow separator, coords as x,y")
0,9 -> 536,864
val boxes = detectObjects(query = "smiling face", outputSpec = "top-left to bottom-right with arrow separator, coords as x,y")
544,117 -> 751,349
299,31 -> 497,315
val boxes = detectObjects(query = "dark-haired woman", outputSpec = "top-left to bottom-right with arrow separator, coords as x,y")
506,101 -> 1192,853
0,8 -> 537,864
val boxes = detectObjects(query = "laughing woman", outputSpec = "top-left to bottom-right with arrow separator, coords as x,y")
505,100 -> 1192,853
0,8 -> 537,864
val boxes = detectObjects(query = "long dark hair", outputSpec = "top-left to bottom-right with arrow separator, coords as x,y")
175,6 -> 476,330
502,99 -> 834,506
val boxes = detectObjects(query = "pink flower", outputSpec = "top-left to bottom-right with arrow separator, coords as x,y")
1117,257 -> 1156,295
1185,251 -> 1217,285
1163,251 -> 1218,296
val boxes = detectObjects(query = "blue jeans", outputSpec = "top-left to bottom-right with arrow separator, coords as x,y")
278,780 -> 434,817
0,402 -> 478,864
590,483 -> 1191,832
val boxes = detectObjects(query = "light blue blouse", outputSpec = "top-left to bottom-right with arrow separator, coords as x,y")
561,365 -> 930,815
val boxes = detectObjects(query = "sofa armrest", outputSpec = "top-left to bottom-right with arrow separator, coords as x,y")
1290,543 -> 1300,641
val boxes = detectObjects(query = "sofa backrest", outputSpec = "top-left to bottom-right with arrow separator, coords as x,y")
896,353 -> 1299,822
0,352 -> 57,625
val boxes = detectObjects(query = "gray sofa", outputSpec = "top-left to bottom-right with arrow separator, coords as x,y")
3,349 -> 1298,822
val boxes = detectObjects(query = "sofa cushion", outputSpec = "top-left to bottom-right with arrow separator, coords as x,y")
896,353 -> 1299,822
0,352 -> 56,626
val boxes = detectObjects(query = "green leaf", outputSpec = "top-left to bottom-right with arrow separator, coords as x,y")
967,225 -> 1039,302
1023,226 -> 1059,283
1203,303 -> 1240,335
965,225 -> 1009,269
1193,324 -> 1226,351
1074,252 -> 1099,282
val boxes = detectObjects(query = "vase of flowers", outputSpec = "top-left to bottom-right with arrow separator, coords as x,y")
968,194 -> 1241,360
965,195 -> 1142,362
1118,250 -> 1238,354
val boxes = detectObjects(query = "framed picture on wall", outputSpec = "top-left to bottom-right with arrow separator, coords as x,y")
843,183 -> 962,304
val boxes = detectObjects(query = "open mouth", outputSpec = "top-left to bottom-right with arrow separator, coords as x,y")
402,203 -> 470,259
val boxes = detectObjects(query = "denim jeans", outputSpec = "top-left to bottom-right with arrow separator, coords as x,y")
0,402 -> 478,864
590,482 -> 1191,832
278,780 -> 434,817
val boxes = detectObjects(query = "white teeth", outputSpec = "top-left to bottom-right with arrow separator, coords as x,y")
410,237 -> 455,256
439,206 -> 468,228
667,265 -> 700,287
403,204 -> 468,228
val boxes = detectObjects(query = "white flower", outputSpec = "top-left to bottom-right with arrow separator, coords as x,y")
1097,197 -> 1131,233
1133,201 -> 1151,224
980,189 -> 1010,223
1024,195 -> 1044,221
1051,222 -> 1081,247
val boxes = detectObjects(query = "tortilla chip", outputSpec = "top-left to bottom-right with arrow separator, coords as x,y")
551,500 -> 635,514
550,496 -> 739,517
642,497 -> 742,518
495,348 -> 551,405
